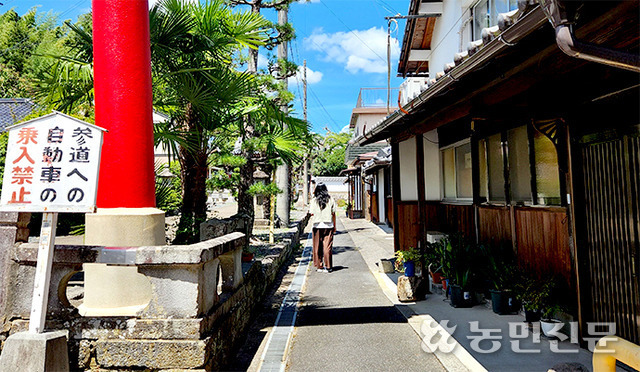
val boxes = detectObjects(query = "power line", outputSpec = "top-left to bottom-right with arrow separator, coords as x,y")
308,86 -> 341,133
58,0 -> 90,19
374,0 -> 400,15
319,1 -> 387,64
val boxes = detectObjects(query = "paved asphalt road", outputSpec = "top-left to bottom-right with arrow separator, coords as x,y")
285,220 -> 446,372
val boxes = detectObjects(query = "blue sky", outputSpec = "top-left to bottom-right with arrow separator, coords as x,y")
4,0 -> 410,134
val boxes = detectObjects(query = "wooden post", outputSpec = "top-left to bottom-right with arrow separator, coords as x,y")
391,141 -> 401,252
29,212 -> 58,334
415,135 -> 426,249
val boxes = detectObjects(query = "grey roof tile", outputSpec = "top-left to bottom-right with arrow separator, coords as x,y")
0,98 -> 36,131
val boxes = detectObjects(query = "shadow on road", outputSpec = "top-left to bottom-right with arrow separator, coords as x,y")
296,305 -> 408,327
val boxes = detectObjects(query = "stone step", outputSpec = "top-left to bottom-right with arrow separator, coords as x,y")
95,338 -> 209,369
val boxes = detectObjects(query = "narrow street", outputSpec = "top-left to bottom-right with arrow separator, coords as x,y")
255,219 -> 446,372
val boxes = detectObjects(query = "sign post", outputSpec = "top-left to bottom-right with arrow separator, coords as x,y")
0,111 -> 105,334
29,212 -> 58,333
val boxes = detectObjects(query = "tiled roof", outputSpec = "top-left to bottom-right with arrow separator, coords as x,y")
0,98 -> 36,131
344,142 -> 388,163
313,176 -> 347,183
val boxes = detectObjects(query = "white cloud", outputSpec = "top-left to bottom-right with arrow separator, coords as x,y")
304,27 -> 400,74
288,66 -> 323,86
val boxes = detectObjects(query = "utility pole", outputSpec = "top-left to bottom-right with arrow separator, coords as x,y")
302,60 -> 309,206
385,14 -> 435,113
275,5 -> 290,226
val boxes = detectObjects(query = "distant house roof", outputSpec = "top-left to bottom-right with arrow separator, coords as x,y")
0,98 -> 36,131
313,176 -> 347,184
344,142 -> 388,164
363,146 -> 392,174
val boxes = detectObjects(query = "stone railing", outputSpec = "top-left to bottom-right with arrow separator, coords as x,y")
1,233 -> 244,370
0,213 -> 310,370
200,214 -> 249,243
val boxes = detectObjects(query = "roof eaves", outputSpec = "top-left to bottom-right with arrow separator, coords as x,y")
357,5 -> 548,146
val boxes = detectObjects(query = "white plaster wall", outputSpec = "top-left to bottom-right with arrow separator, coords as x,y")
423,130 -> 442,201
355,112 -> 389,136
399,138 -> 418,201
429,0 -> 473,77
378,168 -> 385,220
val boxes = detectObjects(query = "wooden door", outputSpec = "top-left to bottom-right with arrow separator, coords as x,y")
580,135 -> 640,343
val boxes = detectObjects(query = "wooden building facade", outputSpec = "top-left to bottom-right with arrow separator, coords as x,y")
357,0 -> 639,343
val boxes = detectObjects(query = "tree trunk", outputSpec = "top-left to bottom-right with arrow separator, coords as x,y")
236,153 -> 255,232
193,149 -> 209,239
174,105 -> 205,244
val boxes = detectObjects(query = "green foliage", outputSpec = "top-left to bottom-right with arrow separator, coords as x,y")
0,8 -> 67,98
395,246 -> 422,263
516,275 -> 553,312
206,153 -> 246,195
434,233 -> 483,289
312,131 -> 351,176
32,16 -> 94,118
155,162 -> 182,215
247,181 -> 281,196
482,241 -> 519,291
0,131 -> 8,195
207,168 -> 239,195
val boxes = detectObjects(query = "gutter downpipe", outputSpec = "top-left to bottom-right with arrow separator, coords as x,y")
357,6 -> 548,146
540,0 -> 640,73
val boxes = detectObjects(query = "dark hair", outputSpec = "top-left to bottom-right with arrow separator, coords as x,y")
314,183 -> 330,210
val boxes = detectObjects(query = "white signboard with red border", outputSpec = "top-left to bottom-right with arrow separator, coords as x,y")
0,111 -> 105,213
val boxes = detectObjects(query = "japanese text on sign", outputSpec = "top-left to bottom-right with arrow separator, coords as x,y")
0,112 -> 105,213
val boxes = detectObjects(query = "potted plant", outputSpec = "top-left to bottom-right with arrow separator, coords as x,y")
395,246 -> 422,277
425,242 -> 443,283
540,304 -> 564,338
484,243 -> 521,315
516,275 -> 552,323
450,269 -> 473,308
439,234 -> 476,308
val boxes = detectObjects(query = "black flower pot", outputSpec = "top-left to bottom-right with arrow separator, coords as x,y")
508,296 -> 522,314
524,309 -> 541,323
490,290 -> 520,315
450,285 -> 473,308
489,289 -> 507,314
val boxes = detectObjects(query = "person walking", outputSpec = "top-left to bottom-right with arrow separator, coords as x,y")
309,183 -> 336,273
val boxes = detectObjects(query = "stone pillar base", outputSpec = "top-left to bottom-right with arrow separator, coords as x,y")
85,207 -> 165,246
0,331 -> 69,372
82,208 -> 165,316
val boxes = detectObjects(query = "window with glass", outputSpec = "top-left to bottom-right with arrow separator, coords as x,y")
472,0 -> 518,40
507,126 -> 532,203
533,131 -> 561,205
477,123 -> 562,206
442,141 -> 473,201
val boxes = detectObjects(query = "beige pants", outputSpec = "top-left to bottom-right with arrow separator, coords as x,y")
312,228 -> 334,269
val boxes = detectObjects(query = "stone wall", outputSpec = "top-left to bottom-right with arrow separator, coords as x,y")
0,213 -> 310,371
200,215 -> 249,243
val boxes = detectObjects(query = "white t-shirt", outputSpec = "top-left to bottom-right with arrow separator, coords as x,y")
309,197 -> 336,229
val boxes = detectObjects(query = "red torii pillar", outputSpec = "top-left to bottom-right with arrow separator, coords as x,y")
93,0 -> 156,208
83,0 -> 164,316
